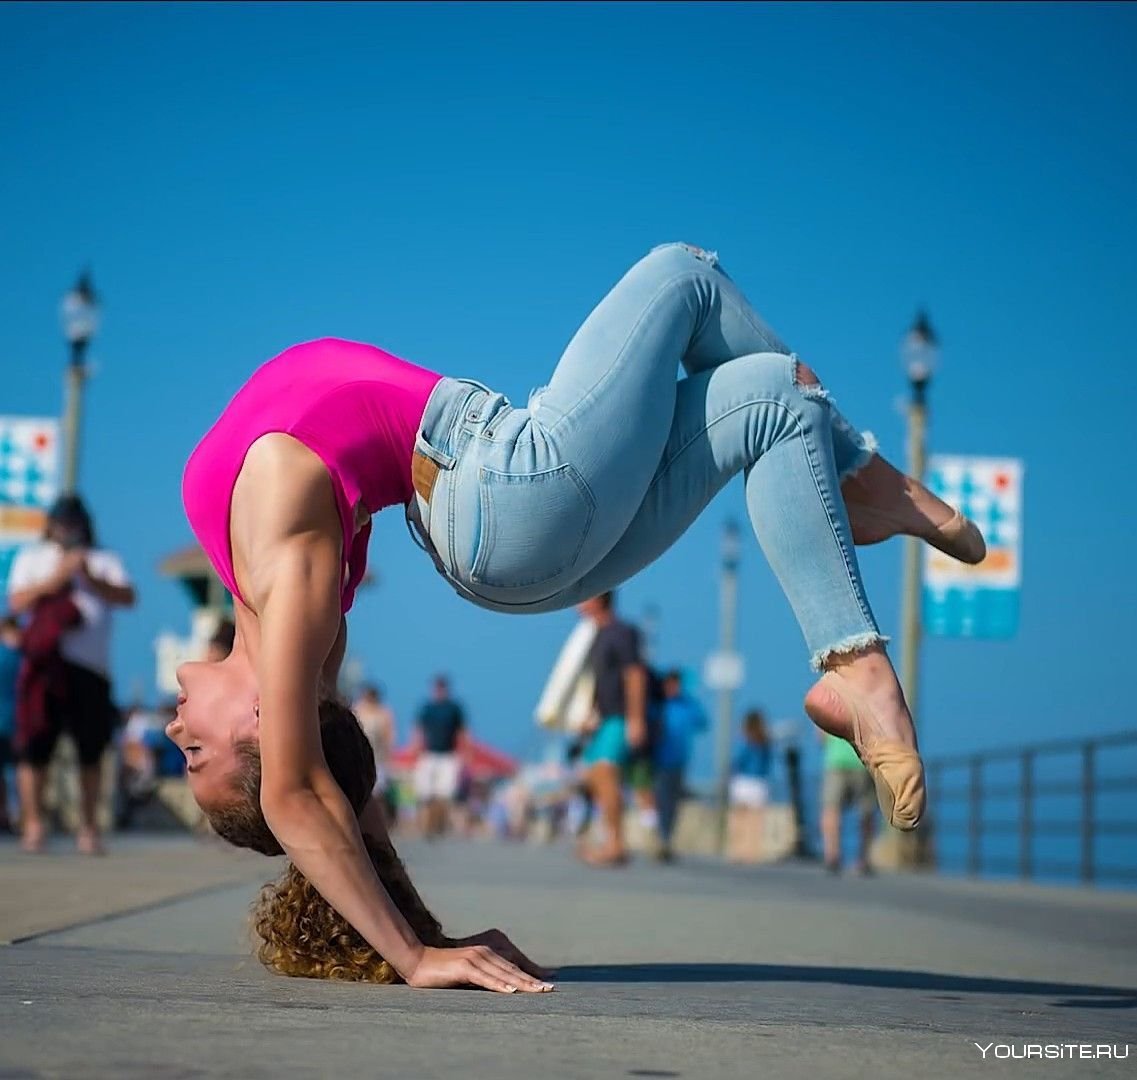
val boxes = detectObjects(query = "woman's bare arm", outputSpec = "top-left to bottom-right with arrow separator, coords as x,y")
233,433 -> 549,992
320,616 -> 347,697
357,794 -> 553,982
254,540 -> 426,977
252,539 -> 549,993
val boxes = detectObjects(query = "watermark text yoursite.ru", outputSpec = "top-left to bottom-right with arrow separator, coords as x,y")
974,1043 -> 1129,1061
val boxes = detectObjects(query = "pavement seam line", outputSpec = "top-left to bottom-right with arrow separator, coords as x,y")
3,874 -> 262,947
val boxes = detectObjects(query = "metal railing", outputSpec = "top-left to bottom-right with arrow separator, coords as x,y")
781,730 -> 1137,886
925,729 -> 1137,885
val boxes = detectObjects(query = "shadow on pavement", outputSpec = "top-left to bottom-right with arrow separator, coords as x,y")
555,964 -> 1137,1008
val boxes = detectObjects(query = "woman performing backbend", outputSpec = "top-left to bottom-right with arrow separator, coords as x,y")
174,243 -> 984,992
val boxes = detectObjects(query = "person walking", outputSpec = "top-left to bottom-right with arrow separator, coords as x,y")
414,676 -> 465,838
171,242 -> 982,989
651,669 -> 708,862
7,496 -> 134,854
821,732 -> 878,875
575,592 -> 649,867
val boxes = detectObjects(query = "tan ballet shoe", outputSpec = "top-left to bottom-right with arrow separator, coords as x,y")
805,673 -> 926,831
843,458 -> 987,566
934,509 -> 987,566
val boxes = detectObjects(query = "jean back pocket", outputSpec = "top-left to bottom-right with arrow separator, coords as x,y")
470,463 -> 595,593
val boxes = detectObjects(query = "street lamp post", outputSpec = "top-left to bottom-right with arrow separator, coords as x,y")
714,520 -> 742,851
59,272 -> 100,496
898,312 -> 938,728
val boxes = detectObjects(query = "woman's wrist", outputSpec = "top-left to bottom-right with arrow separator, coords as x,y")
389,934 -> 427,980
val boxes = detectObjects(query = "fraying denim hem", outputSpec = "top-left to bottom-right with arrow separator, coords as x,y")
839,429 -> 879,481
810,631 -> 890,672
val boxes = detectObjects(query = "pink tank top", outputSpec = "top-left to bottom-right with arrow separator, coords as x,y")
182,338 -> 442,614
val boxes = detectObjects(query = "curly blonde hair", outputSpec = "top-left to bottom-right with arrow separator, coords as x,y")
206,700 -> 449,982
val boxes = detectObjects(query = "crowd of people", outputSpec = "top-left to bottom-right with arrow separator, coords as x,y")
515,590 -> 877,873
0,499 -> 875,872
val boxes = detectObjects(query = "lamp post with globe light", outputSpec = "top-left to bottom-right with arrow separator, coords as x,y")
59,272 -> 100,496
898,312 -> 938,730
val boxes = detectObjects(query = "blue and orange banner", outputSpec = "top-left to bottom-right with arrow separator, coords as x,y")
0,416 -> 60,593
922,456 -> 1023,640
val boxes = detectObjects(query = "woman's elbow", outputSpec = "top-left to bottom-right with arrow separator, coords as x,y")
259,770 -> 347,831
259,781 -> 317,832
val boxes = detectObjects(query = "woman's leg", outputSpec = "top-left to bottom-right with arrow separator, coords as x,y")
556,353 -> 880,664
528,242 -> 962,559
551,351 -> 924,829
527,244 -> 867,513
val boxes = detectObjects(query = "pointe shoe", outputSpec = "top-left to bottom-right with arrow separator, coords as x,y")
843,457 -> 987,565
847,499 -> 987,565
805,673 -> 926,831
934,509 -> 987,565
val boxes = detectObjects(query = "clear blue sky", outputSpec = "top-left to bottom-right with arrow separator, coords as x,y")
2,2 -> 1135,776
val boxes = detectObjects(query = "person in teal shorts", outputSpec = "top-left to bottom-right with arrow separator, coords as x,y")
577,592 -> 649,866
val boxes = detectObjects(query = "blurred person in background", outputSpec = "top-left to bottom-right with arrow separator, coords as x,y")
0,615 -> 23,832
563,735 -> 594,840
652,669 -> 708,863
117,701 -> 169,826
728,709 -> 772,862
575,591 -> 648,867
7,496 -> 135,854
414,675 -> 465,838
206,618 -> 236,662
354,683 -> 397,824
821,732 -> 877,875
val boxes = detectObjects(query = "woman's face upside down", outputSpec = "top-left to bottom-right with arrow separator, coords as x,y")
167,648 -> 260,812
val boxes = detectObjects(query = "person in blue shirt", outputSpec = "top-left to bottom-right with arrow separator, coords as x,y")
0,616 -> 23,832
651,670 -> 708,863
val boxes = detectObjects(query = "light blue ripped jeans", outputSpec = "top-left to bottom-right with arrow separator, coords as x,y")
408,243 -> 884,669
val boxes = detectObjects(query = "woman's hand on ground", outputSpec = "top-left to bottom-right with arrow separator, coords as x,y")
452,928 -> 555,981
404,941 -> 554,993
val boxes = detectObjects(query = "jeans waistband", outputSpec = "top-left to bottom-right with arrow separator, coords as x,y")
417,376 -> 508,466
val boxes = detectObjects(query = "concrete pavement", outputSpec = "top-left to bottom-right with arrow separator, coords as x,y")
0,834 -> 1134,1078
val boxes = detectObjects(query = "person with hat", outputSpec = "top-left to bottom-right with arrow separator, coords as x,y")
7,495 -> 135,854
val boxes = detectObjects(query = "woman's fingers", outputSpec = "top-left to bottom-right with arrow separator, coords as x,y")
471,930 -> 556,981
472,947 -> 552,993
470,957 -> 548,994
467,959 -> 524,994
491,936 -> 555,981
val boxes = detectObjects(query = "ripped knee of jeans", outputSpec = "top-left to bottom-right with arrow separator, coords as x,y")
651,241 -> 720,268
792,354 -> 831,402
